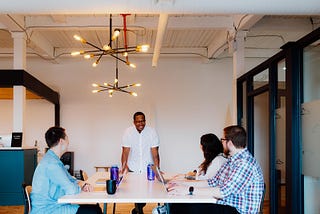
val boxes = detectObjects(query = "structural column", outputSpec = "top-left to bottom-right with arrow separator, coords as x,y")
11,32 -> 27,140
232,31 -> 245,124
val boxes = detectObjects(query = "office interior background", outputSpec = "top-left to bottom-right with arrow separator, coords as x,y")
1,1 -> 320,213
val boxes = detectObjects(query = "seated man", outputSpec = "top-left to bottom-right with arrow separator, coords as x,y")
169,125 -> 264,214
30,126 -> 102,214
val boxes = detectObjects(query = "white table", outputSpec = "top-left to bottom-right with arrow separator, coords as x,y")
58,171 -> 216,205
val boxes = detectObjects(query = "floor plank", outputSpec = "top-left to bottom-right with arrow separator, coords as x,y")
0,201 -> 270,214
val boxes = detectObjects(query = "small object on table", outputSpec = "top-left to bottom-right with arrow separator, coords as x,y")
189,186 -> 194,195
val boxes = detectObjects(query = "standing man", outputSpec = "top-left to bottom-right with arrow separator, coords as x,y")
121,111 -> 160,214
169,125 -> 264,214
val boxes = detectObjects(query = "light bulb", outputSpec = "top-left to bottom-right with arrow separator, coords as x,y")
112,29 -> 120,40
123,52 -> 128,57
137,44 -> 149,52
114,79 -> 118,83
135,83 -> 141,87
103,45 -> 111,51
73,35 -> 81,41
92,90 -> 99,93
92,62 -> 98,67
71,51 -> 83,56
73,35 -> 86,43
128,63 -> 136,68
84,54 -> 92,59
131,92 -> 138,96
92,83 -> 98,87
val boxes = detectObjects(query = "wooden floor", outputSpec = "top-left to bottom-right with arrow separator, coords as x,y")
0,203 -> 157,214
0,201 -> 269,214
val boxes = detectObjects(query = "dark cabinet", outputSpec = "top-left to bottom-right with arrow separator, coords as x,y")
60,151 -> 74,176
0,148 -> 37,205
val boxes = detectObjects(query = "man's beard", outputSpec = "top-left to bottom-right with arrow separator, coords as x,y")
223,147 -> 230,156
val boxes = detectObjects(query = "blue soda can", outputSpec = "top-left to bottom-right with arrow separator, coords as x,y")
110,165 -> 119,181
147,164 -> 155,181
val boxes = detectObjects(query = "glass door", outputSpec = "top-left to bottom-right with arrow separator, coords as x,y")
301,38 -> 320,214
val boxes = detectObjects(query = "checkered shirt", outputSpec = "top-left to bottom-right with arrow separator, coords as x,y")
208,148 -> 264,214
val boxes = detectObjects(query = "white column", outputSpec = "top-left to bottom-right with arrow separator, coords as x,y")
11,32 -> 27,144
232,31 -> 245,124
13,86 -> 26,133
11,32 -> 27,70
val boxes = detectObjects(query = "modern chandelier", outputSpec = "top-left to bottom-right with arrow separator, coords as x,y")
92,45 -> 141,97
71,14 -> 147,97
71,14 -> 149,68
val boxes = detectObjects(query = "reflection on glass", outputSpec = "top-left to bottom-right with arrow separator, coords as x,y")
277,59 -> 286,90
241,82 -> 247,129
253,69 -> 269,90
254,92 -> 269,207
302,39 -> 320,214
276,59 -> 286,212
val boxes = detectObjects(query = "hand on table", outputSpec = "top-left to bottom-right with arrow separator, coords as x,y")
82,183 -> 94,192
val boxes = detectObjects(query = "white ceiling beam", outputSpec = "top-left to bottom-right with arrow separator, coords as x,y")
0,0 -> 319,14
207,15 -> 263,59
251,16 -> 315,32
28,31 -> 55,59
233,15 -> 264,30
207,30 -> 230,59
152,14 -> 168,67
0,15 -> 56,61
50,15 -> 67,23
0,14 -> 25,32
24,15 -> 234,30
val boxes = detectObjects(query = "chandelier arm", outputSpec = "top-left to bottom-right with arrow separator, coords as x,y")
99,85 -> 113,89
118,83 -> 137,89
110,54 -> 128,64
118,88 -> 132,94
112,47 -> 137,52
83,50 -> 103,54
84,41 -> 104,51
96,88 -> 110,92
95,54 -> 103,64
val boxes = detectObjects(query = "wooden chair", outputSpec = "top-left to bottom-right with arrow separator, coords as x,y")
80,169 -> 88,181
22,183 -> 32,214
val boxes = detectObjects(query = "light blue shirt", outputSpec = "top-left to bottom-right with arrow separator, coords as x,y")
30,150 -> 80,214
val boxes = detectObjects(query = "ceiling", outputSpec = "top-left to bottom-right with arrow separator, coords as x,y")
0,1 -> 320,67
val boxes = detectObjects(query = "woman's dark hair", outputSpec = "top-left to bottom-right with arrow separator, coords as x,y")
45,126 -> 66,148
199,133 -> 223,174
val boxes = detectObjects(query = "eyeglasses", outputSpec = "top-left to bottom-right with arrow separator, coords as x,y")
220,138 -> 228,142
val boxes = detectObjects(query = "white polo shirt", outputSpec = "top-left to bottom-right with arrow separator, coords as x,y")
122,126 -> 160,173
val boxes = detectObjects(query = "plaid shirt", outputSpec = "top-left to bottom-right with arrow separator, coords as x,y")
208,148 -> 264,214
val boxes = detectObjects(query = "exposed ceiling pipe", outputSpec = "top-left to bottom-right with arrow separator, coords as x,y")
152,13 -> 168,67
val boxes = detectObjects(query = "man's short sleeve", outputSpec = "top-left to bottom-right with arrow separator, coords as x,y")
122,127 -> 134,147
150,128 -> 160,148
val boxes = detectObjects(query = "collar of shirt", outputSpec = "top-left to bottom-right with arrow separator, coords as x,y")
229,148 -> 248,163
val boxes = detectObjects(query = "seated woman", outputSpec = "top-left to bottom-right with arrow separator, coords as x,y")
30,126 -> 102,214
185,133 -> 227,180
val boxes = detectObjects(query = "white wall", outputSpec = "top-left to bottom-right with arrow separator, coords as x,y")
0,55 -> 264,176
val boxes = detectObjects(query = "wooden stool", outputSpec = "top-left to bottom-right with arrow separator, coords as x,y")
94,166 -> 111,172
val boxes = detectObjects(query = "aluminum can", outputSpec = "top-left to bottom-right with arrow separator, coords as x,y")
147,164 -> 155,181
110,165 -> 119,181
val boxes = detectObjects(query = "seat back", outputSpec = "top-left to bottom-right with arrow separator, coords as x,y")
22,183 -> 32,214
80,169 -> 88,181
259,183 -> 266,213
